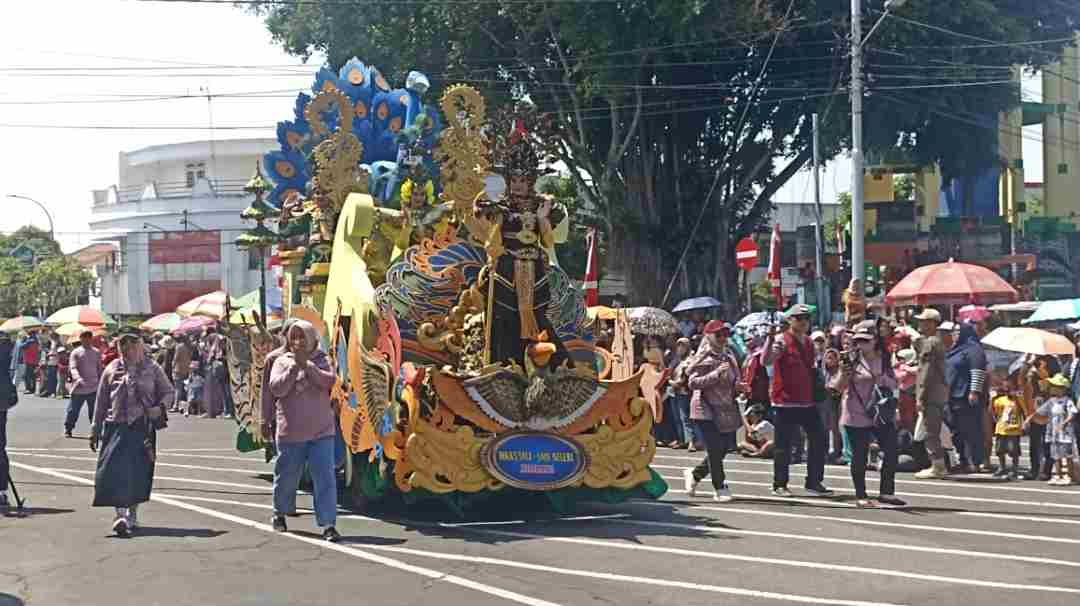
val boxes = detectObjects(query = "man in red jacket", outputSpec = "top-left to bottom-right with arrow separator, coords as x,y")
761,304 -> 832,498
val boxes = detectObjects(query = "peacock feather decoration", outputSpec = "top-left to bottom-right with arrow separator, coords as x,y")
263,58 -> 442,211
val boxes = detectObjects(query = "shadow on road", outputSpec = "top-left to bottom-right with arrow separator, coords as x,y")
290,530 -> 407,546
108,527 -> 228,539
3,506 -> 76,518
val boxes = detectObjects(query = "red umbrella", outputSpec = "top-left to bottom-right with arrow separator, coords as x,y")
885,260 -> 1018,307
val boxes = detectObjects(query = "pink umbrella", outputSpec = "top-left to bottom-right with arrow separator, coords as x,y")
171,315 -> 216,336
884,260 -> 1018,306
958,305 -> 992,323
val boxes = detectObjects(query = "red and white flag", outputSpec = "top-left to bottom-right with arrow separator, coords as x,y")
767,224 -> 783,307
583,228 -> 599,307
835,222 -> 846,255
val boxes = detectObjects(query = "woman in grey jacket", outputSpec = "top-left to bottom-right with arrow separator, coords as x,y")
682,321 -> 742,502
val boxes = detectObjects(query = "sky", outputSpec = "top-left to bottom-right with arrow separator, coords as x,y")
0,0 -> 324,253
0,1 -> 1054,252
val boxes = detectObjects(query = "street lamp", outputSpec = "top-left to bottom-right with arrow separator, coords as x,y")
5,194 -> 56,239
850,0 -> 907,293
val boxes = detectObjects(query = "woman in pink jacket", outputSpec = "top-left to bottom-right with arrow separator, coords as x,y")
267,320 -> 340,542
681,321 -> 742,503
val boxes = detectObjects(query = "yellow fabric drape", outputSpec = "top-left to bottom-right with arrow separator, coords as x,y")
513,259 -> 541,339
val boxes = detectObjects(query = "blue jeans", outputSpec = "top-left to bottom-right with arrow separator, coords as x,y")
65,392 -> 96,433
274,435 -> 337,528
673,394 -> 699,446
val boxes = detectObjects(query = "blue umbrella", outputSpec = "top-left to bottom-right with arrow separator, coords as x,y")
672,296 -> 722,314
1021,299 -> 1080,325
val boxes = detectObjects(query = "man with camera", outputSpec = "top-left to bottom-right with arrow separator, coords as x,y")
761,304 -> 832,498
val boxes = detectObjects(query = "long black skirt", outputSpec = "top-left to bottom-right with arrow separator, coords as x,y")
93,421 -> 156,508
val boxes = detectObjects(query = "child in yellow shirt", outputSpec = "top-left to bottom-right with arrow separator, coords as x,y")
990,368 -> 1026,480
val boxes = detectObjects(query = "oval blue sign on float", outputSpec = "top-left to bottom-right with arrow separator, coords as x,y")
480,432 -> 589,491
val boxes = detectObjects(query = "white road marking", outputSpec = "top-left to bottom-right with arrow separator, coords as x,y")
9,462 -> 564,606
9,452 -> 264,475
592,515 -> 1080,569
440,514 -> 632,527
652,456 -> 1080,497
357,542 -> 909,606
631,500 -> 1080,545
36,466 -> 275,492
429,524 -> 1080,594
960,512 -> 1080,526
657,473 -> 1080,510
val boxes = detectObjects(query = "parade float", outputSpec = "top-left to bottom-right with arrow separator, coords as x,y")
224,59 -> 666,513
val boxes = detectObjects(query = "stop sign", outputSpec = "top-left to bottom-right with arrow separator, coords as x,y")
735,237 -> 758,271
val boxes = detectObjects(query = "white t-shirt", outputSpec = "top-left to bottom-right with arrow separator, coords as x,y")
751,420 -> 775,442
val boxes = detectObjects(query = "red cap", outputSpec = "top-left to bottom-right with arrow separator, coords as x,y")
703,320 -> 730,335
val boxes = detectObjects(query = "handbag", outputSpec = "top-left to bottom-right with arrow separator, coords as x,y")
852,357 -> 897,427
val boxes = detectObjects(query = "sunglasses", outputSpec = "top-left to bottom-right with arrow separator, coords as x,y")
791,315 -> 810,321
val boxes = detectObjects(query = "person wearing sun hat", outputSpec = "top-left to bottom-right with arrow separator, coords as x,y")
913,307 -> 949,479
682,320 -> 742,502
829,322 -> 904,507
760,303 -> 832,498
1025,373 -> 1078,485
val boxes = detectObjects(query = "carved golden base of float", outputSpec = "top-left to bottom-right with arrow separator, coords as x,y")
390,382 -> 654,494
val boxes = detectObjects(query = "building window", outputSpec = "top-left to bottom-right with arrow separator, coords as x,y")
185,162 -> 207,188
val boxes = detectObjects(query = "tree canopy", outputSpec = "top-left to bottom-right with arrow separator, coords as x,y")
0,227 -> 93,318
250,0 -> 1079,306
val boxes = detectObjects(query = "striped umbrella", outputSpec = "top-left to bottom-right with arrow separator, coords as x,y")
176,290 -> 235,320
55,322 -> 105,339
140,312 -> 183,332
46,306 -> 117,327
0,316 -> 44,333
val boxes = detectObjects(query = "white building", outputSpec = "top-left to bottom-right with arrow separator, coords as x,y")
90,138 -> 279,316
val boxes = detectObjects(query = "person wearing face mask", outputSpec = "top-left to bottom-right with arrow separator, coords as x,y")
90,329 -> 172,537
761,304 -> 832,498
682,321 -> 742,502
829,323 -> 904,507
267,320 -> 340,542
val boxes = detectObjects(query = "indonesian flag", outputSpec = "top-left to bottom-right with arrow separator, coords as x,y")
767,224 -> 783,307
583,228 -> 599,307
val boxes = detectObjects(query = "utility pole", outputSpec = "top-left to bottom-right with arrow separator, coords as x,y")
850,0 -> 866,294
850,0 -> 908,295
812,113 -> 827,326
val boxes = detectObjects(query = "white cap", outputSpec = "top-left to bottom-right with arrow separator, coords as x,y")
913,308 -> 941,322
810,330 -> 826,341
939,321 -> 958,331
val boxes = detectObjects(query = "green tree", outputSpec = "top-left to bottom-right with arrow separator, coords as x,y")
248,0 -> 1079,306
18,256 -> 95,318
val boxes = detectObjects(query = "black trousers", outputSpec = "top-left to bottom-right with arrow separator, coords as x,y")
23,364 -> 36,393
1028,424 -> 1052,476
690,420 -> 735,490
773,406 -> 826,489
845,424 -> 898,499
950,402 -> 985,466
0,410 -> 8,490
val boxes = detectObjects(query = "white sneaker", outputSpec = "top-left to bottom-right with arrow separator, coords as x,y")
127,506 -> 139,530
112,515 -> 130,537
714,486 -> 734,503
683,469 -> 699,498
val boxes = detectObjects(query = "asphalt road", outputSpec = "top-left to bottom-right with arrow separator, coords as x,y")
4,393 -> 1080,606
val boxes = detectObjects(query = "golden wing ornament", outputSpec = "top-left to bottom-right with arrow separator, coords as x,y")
347,314 -> 396,455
